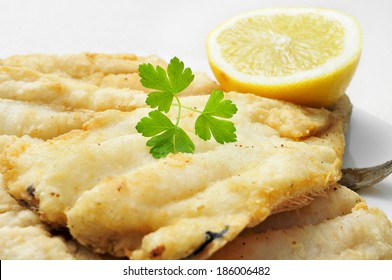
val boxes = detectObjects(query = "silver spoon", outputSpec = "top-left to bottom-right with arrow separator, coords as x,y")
339,160 -> 392,191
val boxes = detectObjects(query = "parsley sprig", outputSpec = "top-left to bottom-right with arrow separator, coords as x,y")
136,57 -> 237,159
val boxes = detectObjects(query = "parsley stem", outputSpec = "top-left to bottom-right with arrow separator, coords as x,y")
172,103 -> 203,114
174,95 -> 182,127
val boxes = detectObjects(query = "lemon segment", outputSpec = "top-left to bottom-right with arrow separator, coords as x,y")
206,7 -> 362,107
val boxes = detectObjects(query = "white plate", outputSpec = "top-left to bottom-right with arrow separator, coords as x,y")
344,107 -> 392,220
183,55 -> 392,220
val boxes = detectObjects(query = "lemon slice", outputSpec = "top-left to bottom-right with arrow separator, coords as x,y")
206,7 -> 362,107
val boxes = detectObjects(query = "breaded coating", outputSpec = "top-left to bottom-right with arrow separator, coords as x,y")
0,136 -> 18,155
0,99 -> 94,139
0,53 -> 218,142
83,71 -> 218,97
0,226 -> 75,260
0,70 -> 217,114
0,66 -> 147,112
0,174 -> 102,260
0,53 -> 167,80
252,184 -> 363,233
1,92 -> 344,259
0,53 -> 219,96
211,190 -> 392,259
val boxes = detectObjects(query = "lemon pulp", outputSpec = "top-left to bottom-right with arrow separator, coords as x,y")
206,8 -> 362,107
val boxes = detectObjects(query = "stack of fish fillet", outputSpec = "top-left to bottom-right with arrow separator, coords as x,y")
0,53 -> 391,260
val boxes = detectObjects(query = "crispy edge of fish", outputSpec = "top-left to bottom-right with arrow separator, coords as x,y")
211,195 -> 392,260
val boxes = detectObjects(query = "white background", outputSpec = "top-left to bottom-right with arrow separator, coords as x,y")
0,1 -> 391,217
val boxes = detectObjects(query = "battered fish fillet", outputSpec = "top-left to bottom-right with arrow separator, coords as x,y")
2,53 -> 389,260
2,171 -> 391,259
0,174 -> 103,260
0,53 -> 167,82
0,66 -> 147,112
1,92 -> 344,260
0,99 -> 94,139
0,53 -> 218,96
250,184 -> 363,233
0,68 -> 215,112
0,53 -> 217,141
211,185 -> 392,260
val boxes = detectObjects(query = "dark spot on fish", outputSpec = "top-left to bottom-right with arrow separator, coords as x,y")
15,198 -> 30,208
184,226 -> 229,259
24,185 -> 40,208
150,245 -> 166,258
26,185 -> 35,197
14,198 -> 39,212
50,192 -> 60,198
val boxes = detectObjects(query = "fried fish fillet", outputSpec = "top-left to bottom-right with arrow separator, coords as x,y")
0,66 -> 147,112
1,53 -> 391,260
0,174 -> 103,260
1,92 -> 344,259
0,99 -> 94,139
251,184 -> 363,232
2,170 -> 391,259
211,185 -> 392,260
0,68 -> 215,113
0,53 -> 218,96
0,53 -> 167,81
0,53 -> 217,143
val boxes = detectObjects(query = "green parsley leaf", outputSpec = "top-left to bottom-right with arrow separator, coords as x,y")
195,89 -> 238,144
147,127 -> 195,159
139,57 -> 194,112
167,57 -> 195,93
145,91 -> 174,114
135,110 -> 195,158
135,110 -> 174,137
136,57 -> 238,159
